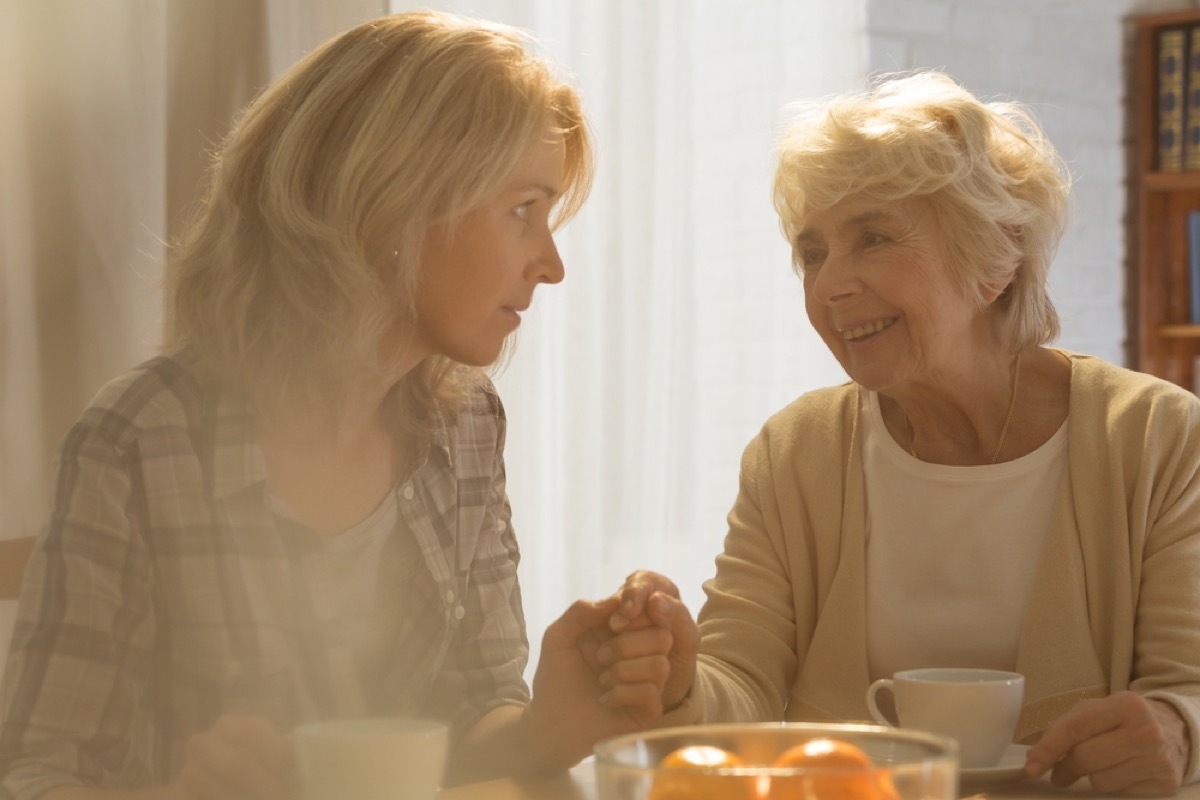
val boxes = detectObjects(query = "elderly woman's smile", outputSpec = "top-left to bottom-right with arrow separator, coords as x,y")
842,317 -> 898,342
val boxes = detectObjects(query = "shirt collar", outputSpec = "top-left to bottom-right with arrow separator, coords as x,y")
211,389 -> 268,500
209,389 -> 455,500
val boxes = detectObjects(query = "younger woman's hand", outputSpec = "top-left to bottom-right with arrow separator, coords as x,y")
179,714 -> 295,800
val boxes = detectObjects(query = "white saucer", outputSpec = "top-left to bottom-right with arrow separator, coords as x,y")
960,744 -> 1030,786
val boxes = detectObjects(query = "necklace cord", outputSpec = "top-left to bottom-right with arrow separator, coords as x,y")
906,352 -> 1022,464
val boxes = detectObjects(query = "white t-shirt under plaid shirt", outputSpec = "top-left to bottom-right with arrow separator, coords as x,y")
0,350 -> 529,799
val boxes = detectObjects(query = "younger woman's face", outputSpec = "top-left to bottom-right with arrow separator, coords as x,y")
410,132 -> 567,368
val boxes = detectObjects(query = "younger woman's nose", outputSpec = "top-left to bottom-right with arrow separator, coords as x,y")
530,232 -> 564,284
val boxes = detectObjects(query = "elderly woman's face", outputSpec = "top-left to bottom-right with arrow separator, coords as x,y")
795,195 -> 983,391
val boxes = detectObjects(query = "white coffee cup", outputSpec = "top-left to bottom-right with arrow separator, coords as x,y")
292,717 -> 449,800
866,668 -> 1024,769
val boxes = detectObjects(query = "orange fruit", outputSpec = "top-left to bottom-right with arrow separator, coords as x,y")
761,738 -> 899,800
649,745 -> 758,800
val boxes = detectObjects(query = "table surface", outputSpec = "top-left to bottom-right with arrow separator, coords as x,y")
439,759 -> 1200,800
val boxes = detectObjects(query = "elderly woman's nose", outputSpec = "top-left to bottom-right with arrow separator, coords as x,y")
811,252 -> 861,305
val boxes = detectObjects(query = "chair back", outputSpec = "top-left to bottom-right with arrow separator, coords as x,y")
0,536 -> 35,600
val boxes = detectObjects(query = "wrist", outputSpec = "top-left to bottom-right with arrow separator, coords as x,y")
519,701 -> 588,774
663,693 -> 689,715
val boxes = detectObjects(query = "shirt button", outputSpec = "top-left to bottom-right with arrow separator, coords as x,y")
402,485 -> 415,501
445,590 -> 455,604
453,606 -> 465,620
497,519 -> 507,531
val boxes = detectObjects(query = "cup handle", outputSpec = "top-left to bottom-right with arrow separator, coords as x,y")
865,678 -> 896,726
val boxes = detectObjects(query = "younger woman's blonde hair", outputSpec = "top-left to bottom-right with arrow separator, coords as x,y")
165,10 -> 593,427
773,70 -> 1071,351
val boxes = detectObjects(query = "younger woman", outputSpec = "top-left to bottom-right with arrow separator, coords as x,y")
0,12 -> 675,800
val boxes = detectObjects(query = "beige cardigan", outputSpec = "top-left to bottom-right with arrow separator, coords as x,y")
667,351 -> 1200,782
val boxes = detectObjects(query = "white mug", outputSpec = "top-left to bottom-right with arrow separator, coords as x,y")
866,668 -> 1024,769
292,717 -> 449,800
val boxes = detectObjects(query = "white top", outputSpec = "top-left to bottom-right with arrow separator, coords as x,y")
861,389 -> 1069,682
268,487 -> 405,698
319,490 -> 406,688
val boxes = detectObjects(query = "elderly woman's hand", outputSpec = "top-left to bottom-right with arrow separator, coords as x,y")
605,570 -> 699,711
1024,691 -> 1189,795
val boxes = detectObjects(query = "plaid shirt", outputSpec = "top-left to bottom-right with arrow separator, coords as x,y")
0,351 -> 529,799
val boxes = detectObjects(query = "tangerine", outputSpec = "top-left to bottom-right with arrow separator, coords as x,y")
762,738 -> 899,800
649,745 -> 758,800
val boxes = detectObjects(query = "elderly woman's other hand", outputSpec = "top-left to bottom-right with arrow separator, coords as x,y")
1024,691 -> 1189,795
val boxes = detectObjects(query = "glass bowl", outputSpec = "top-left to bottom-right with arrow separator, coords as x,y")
594,722 -> 958,800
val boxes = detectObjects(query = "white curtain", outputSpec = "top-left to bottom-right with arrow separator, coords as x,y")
0,0 -> 384,653
2,1 -> 167,538
0,0 -> 386,533
390,0 -> 857,675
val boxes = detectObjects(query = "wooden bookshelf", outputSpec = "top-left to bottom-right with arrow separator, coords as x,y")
1130,9 -> 1200,393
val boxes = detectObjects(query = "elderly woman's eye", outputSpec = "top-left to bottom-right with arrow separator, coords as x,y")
800,248 -> 826,269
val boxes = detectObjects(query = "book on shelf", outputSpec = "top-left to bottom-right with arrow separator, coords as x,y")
1186,26 -> 1200,169
1189,209 -> 1200,324
1159,26 -> 1186,171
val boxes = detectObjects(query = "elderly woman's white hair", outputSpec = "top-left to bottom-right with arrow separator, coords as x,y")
773,69 -> 1072,351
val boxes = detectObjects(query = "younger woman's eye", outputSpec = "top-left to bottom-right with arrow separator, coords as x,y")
514,202 -> 533,221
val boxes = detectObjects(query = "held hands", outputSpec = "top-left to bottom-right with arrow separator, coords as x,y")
1024,691 -> 1190,795
522,570 -> 699,771
178,714 -> 294,800
606,570 -> 699,713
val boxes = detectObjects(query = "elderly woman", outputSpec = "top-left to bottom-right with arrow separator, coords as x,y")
0,12 -> 676,800
608,70 -> 1200,795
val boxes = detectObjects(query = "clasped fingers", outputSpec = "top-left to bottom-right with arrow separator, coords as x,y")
599,653 -> 672,694
610,570 -> 680,632
596,623 -> 674,667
